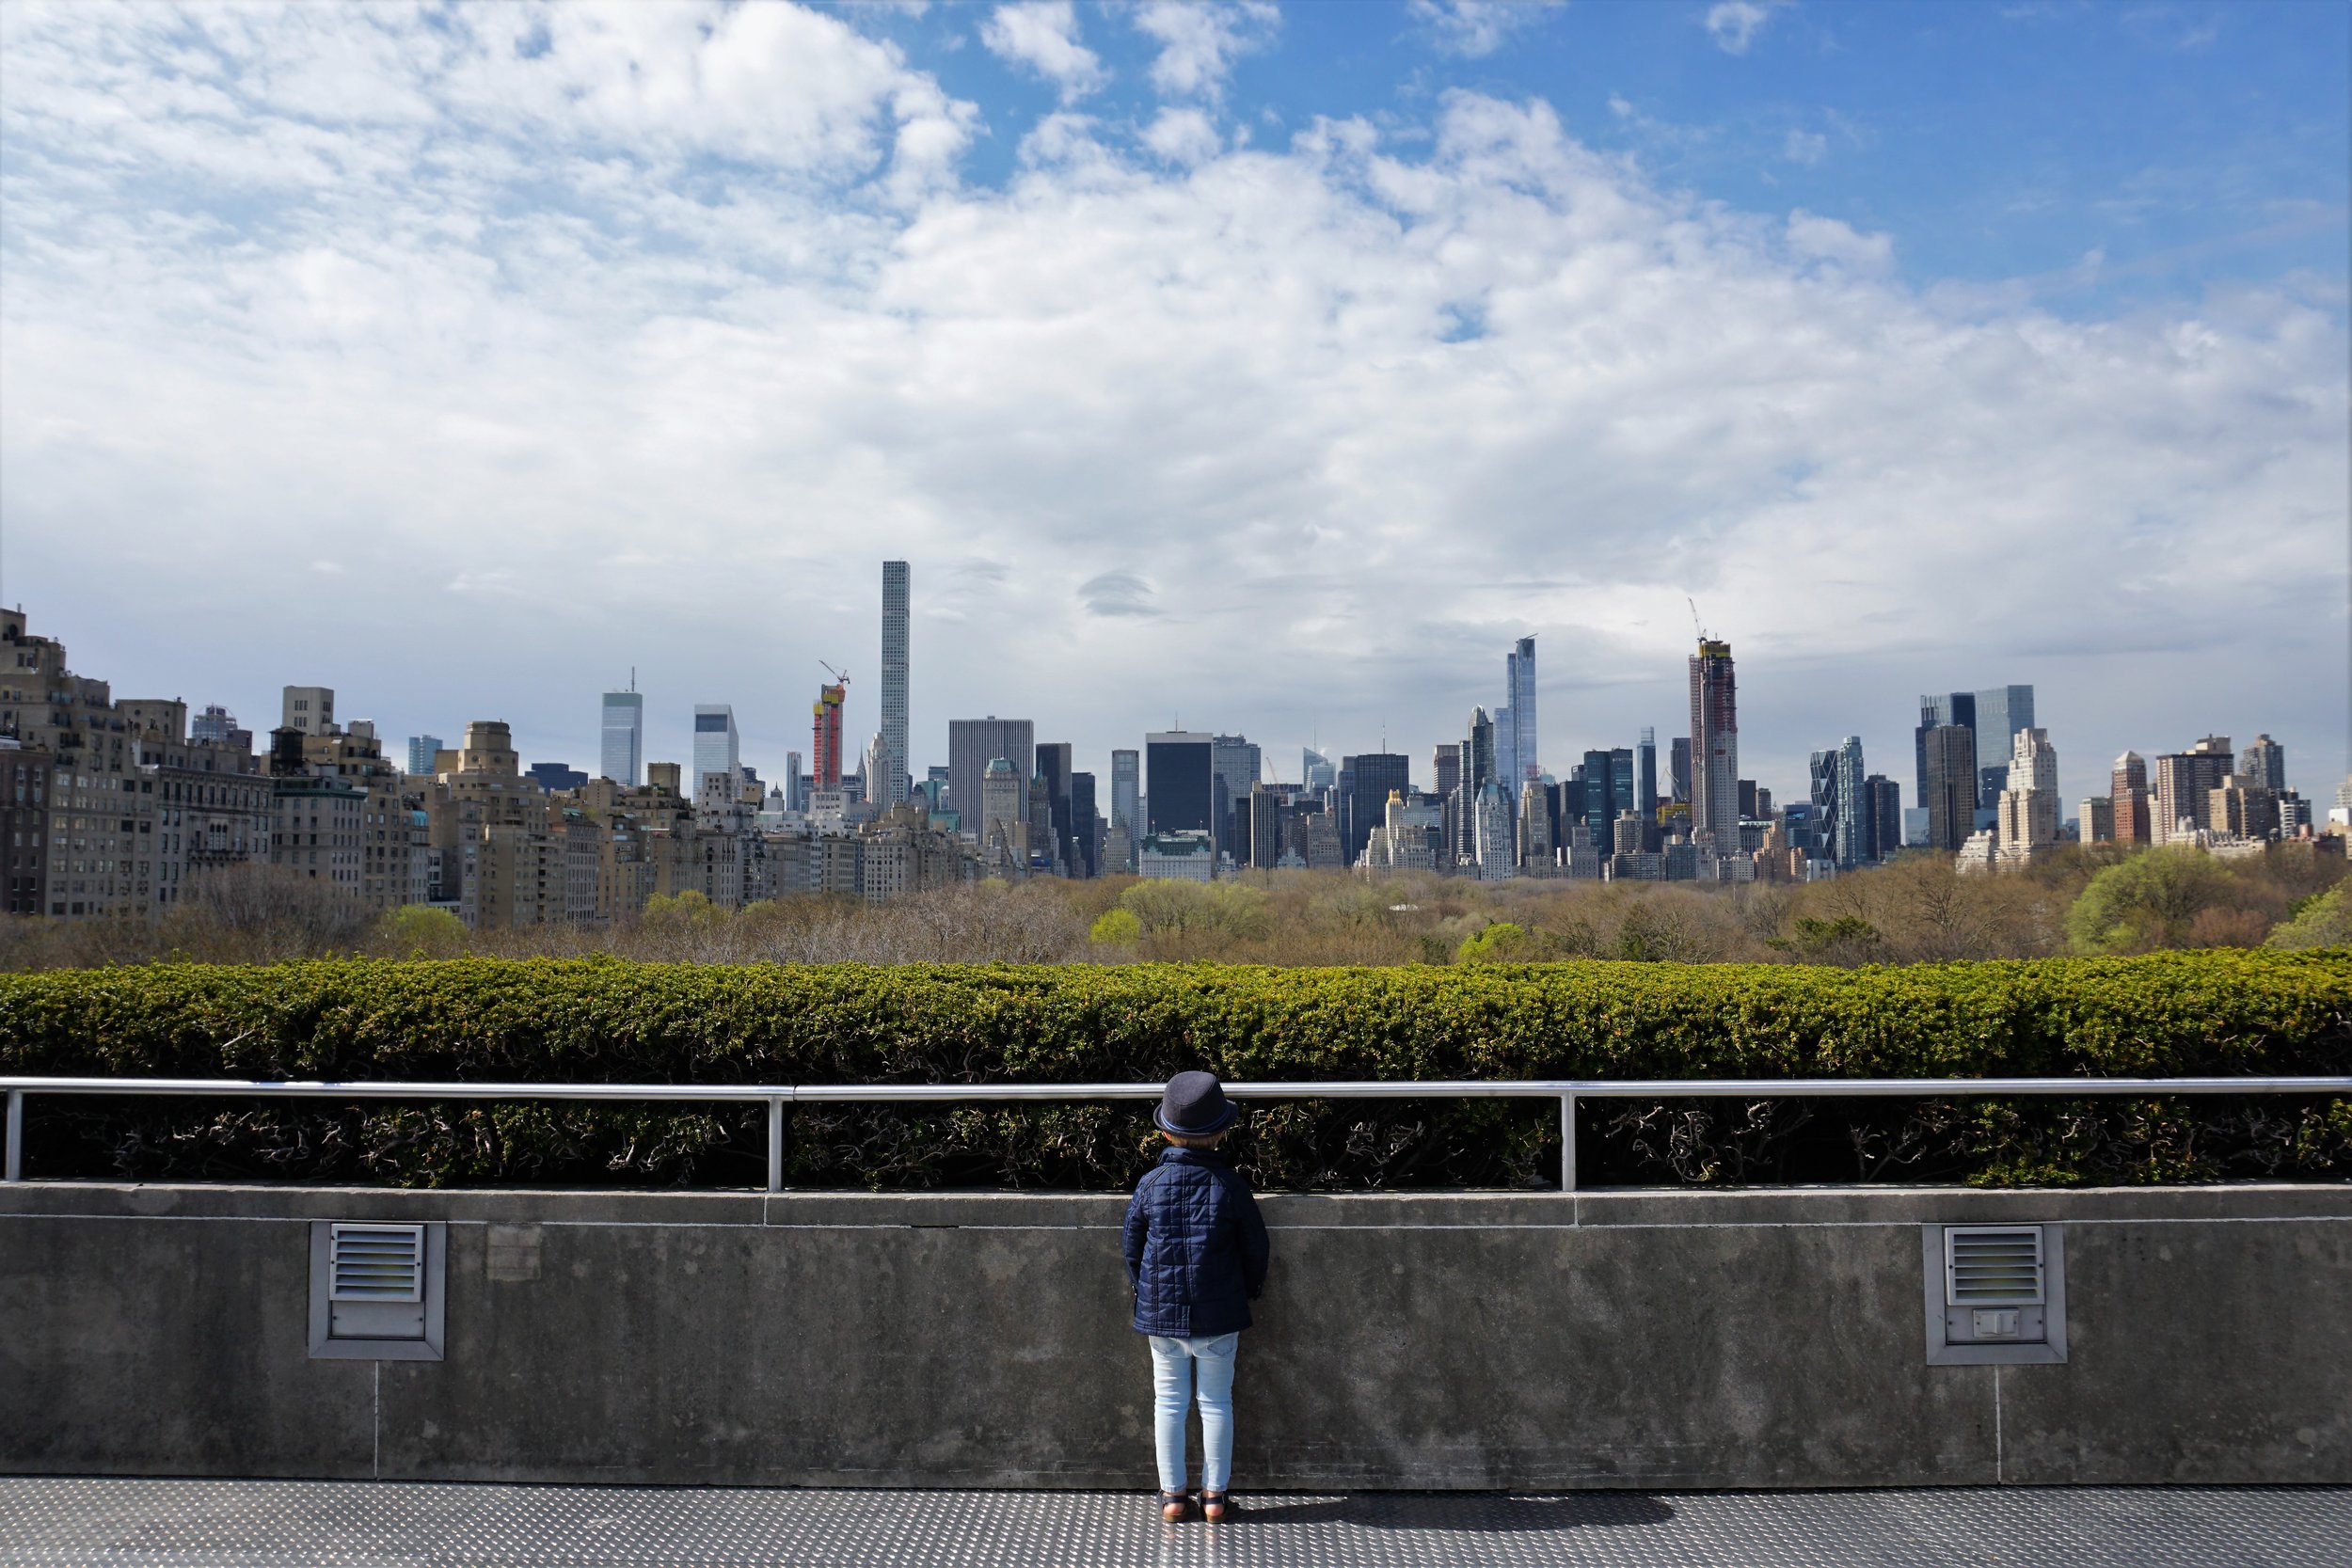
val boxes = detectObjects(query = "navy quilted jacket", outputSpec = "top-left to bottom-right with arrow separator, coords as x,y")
1122,1146 -> 1270,1337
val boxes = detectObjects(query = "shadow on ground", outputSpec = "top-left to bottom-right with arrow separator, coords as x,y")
1224,1494 -> 1677,1531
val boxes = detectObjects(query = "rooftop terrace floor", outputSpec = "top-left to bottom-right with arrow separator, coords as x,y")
2,1478 -> 2346,1566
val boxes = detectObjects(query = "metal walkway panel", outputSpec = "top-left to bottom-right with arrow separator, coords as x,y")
2,1478 -> 2348,1567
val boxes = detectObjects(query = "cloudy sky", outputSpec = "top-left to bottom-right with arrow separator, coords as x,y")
2,1 -> 2344,808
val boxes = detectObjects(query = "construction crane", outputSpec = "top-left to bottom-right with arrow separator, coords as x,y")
818,659 -> 850,689
1687,597 -> 1708,642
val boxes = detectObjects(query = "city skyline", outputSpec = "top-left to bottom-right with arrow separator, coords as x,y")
2,5 -> 2344,811
24,579 -> 2340,830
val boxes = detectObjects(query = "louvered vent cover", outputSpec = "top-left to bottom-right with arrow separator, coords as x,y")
328,1223 -> 426,1303
1945,1226 -> 2044,1307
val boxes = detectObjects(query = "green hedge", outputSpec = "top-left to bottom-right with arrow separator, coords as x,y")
1,949 -> 2346,1189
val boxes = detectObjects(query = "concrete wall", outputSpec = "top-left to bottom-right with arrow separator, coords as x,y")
2,1182 -> 2346,1489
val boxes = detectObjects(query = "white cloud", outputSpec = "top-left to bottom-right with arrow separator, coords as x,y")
1706,0 -> 1787,55
1132,0 -> 1279,101
1141,106 -> 1222,165
1,8 -> 2343,805
1782,128 -> 1827,165
979,1 -> 1107,103
1407,0 -> 1566,59
1785,209 -> 1894,271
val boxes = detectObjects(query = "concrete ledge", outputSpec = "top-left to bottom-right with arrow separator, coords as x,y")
4,1181 -> 2347,1489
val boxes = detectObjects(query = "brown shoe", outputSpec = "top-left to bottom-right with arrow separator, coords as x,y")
1159,1491 -> 1192,1523
1200,1491 -> 1232,1522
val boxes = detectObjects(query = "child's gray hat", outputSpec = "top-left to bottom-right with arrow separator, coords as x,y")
1155,1070 -> 1237,1136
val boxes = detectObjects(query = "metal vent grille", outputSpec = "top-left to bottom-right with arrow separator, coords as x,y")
1945,1226 -> 2044,1307
328,1223 -> 426,1303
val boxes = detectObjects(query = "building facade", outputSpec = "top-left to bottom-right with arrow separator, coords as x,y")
947,719 -> 1035,846
880,560 -> 911,807
2111,752 -> 2151,846
692,705 -> 739,800
600,691 -> 644,785
1688,639 -> 1740,849
1921,724 -> 1977,853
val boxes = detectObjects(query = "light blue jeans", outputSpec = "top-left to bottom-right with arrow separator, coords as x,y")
1148,1332 -> 1238,1494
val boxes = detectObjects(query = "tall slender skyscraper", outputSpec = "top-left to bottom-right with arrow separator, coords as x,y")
812,682 -> 846,790
1669,736 -> 1692,805
692,705 -> 739,799
1036,742 -> 1074,874
1507,636 -> 1538,783
880,561 -> 911,806
1111,749 -> 1140,872
600,689 -> 644,785
1688,640 -> 1739,847
1636,727 -> 1658,817
1833,736 -> 1868,868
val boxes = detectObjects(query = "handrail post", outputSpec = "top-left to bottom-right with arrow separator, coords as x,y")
1560,1091 -> 1576,1194
766,1096 -> 785,1195
5,1087 -> 23,1182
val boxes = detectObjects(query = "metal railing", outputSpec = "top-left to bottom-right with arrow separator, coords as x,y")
6,1074 -> 2348,1192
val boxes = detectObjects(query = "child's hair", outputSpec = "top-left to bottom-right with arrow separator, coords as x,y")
1161,1129 -> 1230,1148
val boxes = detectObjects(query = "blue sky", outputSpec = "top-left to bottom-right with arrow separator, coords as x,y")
874,1 -> 2349,310
0,1 -> 2344,808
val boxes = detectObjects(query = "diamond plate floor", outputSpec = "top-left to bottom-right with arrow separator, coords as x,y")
2,1478 -> 2348,1567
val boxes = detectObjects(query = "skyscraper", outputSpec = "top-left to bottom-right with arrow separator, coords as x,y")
1669,736 -> 1692,805
812,681 -> 847,791
2111,752 -> 2151,845
1809,749 -> 1839,857
1973,685 -> 2036,813
1636,727 -> 1658,818
599,690 -> 644,785
978,757 -> 1025,874
1146,732 -> 1216,838
1211,735 -> 1261,861
1458,707 -> 1497,864
1036,742 -> 1074,874
2239,735 -> 2285,792
1492,706 -> 1514,798
1915,692 -> 1978,827
692,705 -> 739,799
405,733 -> 444,777
1688,640 -> 1739,848
785,751 -> 806,812
880,561 -> 911,806
1070,770 -> 1100,879
1507,636 -> 1538,784
1866,774 -> 1901,860
2153,736 -> 2233,842
1833,736 -> 1868,869
1111,749 -> 1140,871
1434,743 -> 1461,800
1995,728 -> 2060,864
948,719 -> 1036,842
1302,748 -> 1335,791
1581,748 -> 1633,849
1922,724 -> 1975,852
1464,708 -> 1495,793
1341,752 -> 1410,865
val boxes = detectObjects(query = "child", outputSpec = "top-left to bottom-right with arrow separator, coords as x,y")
1122,1070 -> 1270,1523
